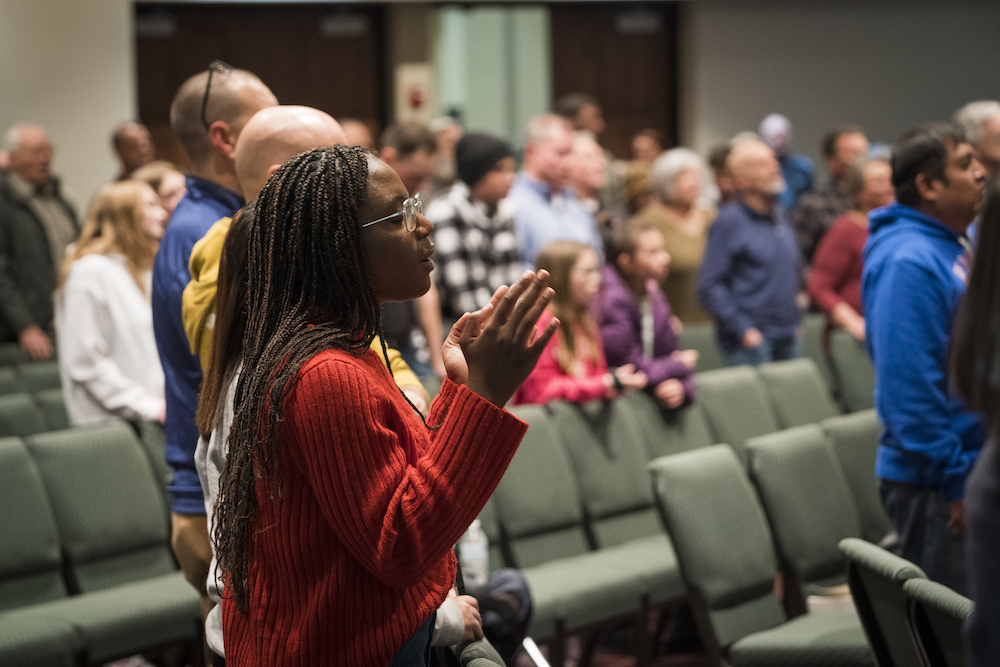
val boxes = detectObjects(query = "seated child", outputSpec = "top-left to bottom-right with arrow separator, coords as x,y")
513,240 -> 646,405
595,219 -> 698,408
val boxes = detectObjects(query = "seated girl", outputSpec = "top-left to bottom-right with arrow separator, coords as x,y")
513,240 -> 646,405
56,180 -> 168,425
595,219 -> 698,409
214,145 -> 557,667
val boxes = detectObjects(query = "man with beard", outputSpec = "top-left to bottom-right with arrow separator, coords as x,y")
698,140 -> 801,366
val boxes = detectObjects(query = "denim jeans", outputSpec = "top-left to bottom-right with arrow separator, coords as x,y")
723,335 -> 801,367
879,480 -> 967,595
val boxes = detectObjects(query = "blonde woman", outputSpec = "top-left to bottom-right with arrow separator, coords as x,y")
56,180 -> 168,425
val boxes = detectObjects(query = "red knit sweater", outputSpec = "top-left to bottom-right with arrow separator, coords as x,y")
222,348 -> 527,666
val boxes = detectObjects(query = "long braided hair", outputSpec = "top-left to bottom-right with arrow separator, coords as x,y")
214,145 -> 387,613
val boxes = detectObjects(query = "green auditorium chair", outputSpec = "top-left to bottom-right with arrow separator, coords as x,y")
495,405 -> 651,665
0,342 -> 27,366
135,419 -> 174,521
904,578 -> 972,667
33,388 -> 69,432
839,538 -> 927,667
821,410 -> 893,544
677,321 -> 724,372
830,329 -> 875,413
22,422 -> 201,662
744,425 -> 863,615
458,637 -> 507,666
548,400 -> 685,605
0,392 -> 47,438
16,361 -> 61,393
618,391 -> 714,460
651,445 -> 874,667
0,437 -> 84,666
693,366 -> 780,461
757,358 -> 841,429
802,311 -> 836,391
0,366 -> 20,395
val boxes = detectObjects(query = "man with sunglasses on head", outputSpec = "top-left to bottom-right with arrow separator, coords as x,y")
151,62 -> 276,659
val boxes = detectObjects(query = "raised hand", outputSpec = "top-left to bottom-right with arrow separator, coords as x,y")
461,271 -> 558,407
442,286 -> 507,387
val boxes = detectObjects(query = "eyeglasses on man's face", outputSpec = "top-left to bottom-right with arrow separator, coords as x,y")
201,60 -> 233,131
362,194 -> 423,233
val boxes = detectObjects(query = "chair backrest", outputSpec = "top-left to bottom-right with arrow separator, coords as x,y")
650,445 -> 786,652
822,410 -> 892,544
459,638 -> 506,666
34,388 -> 69,432
830,329 -> 875,413
0,342 -> 27,366
0,366 -> 20,395
25,421 -> 176,593
745,425 -> 862,604
548,399 -> 662,547
677,321 -> 724,372
757,358 -> 840,428
619,391 -> 714,460
903,578 -> 972,667
802,311 -> 836,390
839,537 -> 927,667
16,361 -> 61,393
694,366 -> 780,460
494,405 -> 590,568
0,436 -> 67,611
0,392 -> 47,438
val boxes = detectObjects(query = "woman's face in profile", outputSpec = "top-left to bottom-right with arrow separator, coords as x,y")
359,158 -> 436,303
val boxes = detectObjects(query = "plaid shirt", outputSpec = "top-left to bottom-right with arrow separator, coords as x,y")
791,180 -> 849,263
426,181 -> 526,319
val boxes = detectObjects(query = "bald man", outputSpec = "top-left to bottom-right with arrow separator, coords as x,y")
698,140 -> 801,366
152,66 -> 276,641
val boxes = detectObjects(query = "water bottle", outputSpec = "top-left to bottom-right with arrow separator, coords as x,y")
458,519 -> 490,592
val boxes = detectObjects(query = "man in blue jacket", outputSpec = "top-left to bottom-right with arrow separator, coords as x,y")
862,122 -> 987,593
152,63 -> 276,635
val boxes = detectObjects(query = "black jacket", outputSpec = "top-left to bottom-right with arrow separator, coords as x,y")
0,172 -> 78,340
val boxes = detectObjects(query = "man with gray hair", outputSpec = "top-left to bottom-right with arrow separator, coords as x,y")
151,63 -> 276,652
509,114 -> 602,266
954,100 -> 1000,180
0,123 -> 78,359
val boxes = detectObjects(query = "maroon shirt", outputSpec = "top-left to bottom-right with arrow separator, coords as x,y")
808,213 -> 868,315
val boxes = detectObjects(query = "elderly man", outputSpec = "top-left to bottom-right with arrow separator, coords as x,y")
759,113 -> 813,211
698,140 -> 801,366
0,124 -> 78,360
954,100 -> 1000,180
509,114 -> 602,266
112,121 -> 155,180
151,63 -> 276,645
863,123 -> 987,595
792,125 -> 869,262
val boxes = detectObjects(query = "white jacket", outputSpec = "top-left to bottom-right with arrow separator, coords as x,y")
55,253 -> 164,425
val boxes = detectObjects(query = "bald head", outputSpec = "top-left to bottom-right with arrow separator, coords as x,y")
170,68 -> 277,167
727,140 -> 785,198
235,106 -> 347,200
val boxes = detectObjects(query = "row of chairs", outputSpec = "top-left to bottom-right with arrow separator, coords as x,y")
0,342 -> 52,368
0,421 -> 200,667
0,360 -> 61,395
678,314 -> 876,413
840,538 -> 973,667
483,362 -> 886,666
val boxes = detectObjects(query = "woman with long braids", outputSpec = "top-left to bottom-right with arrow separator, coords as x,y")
215,145 -> 557,667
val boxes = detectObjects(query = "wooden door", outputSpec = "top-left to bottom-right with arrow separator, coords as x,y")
550,3 -> 678,159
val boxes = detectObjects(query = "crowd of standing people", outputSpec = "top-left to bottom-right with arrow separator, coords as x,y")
1,61 -> 1000,666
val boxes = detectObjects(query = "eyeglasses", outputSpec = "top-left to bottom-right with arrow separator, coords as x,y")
362,194 -> 422,232
200,60 -> 233,130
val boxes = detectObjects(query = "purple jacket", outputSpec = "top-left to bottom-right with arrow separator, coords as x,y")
595,265 -> 696,404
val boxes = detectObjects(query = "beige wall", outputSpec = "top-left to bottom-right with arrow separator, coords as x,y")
680,0 -> 1000,177
0,0 -> 135,213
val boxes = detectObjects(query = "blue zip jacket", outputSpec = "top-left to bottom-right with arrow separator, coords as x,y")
862,203 -> 984,502
152,176 -> 243,514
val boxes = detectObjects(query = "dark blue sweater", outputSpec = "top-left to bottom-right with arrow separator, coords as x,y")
152,176 -> 243,514
697,199 -> 801,352
862,203 -> 984,501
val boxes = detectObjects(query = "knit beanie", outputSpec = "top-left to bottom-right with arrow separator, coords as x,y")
456,133 -> 515,188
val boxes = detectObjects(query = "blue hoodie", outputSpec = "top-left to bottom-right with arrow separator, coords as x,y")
861,203 -> 984,502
